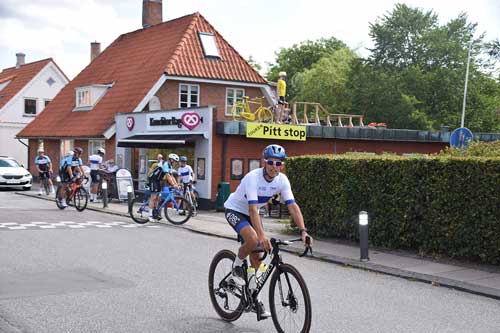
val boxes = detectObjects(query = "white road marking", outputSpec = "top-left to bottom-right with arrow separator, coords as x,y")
31,222 -> 49,225
2,223 -> 18,226
120,225 -> 138,228
68,225 -> 85,229
95,225 -> 112,228
40,226 -> 56,229
9,227 -> 26,230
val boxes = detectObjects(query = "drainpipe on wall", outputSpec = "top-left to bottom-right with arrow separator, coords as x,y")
221,136 -> 227,181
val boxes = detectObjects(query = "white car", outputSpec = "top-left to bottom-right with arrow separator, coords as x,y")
0,156 -> 33,190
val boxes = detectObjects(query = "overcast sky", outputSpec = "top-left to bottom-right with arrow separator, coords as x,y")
1,0 -> 498,79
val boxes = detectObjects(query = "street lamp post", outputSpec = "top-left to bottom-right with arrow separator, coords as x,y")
359,211 -> 369,262
461,40 -> 473,128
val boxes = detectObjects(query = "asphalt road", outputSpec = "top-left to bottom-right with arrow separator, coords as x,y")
1,191 -> 500,332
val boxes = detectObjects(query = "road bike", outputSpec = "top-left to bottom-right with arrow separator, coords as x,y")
181,182 -> 199,216
209,237 -> 313,332
129,186 -> 193,225
231,96 -> 273,123
40,171 -> 52,195
55,176 -> 89,212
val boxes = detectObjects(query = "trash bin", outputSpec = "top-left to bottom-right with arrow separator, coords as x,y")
216,182 -> 231,211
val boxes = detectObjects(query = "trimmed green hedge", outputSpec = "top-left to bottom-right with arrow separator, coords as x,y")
287,154 -> 500,264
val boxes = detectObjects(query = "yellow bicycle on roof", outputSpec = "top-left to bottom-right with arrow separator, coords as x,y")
231,96 -> 274,123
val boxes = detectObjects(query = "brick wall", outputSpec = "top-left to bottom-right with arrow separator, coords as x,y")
28,138 -> 61,178
212,135 -> 447,194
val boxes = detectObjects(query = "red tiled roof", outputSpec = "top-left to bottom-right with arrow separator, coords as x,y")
18,13 -> 266,138
0,59 -> 53,110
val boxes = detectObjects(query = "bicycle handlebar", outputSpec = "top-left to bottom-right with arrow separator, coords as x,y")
251,236 -> 313,260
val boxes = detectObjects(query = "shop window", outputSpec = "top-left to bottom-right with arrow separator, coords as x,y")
24,98 -> 37,115
179,84 -> 200,108
88,140 -> 105,155
199,32 -> 220,58
225,88 -> 245,116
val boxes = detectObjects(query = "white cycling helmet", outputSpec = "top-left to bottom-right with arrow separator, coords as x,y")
168,153 -> 179,162
97,148 -> 106,155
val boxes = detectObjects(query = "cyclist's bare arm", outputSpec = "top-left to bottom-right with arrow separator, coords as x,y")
288,202 -> 313,246
248,204 -> 271,251
66,165 -> 73,178
164,174 -> 179,187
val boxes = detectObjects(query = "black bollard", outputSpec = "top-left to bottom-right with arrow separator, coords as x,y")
102,181 -> 108,208
127,184 -> 133,213
359,211 -> 369,262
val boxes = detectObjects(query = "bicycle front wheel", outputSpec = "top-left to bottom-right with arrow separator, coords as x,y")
74,187 -> 88,212
129,198 -> 149,224
164,197 -> 192,225
208,249 -> 244,322
269,263 -> 312,333
257,107 -> 273,123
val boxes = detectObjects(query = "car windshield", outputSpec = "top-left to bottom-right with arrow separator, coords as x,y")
0,159 -> 20,167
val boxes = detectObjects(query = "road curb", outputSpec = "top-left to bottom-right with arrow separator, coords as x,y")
15,191 -> 500,301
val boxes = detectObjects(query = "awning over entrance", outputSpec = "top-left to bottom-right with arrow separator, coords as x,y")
117,134 -> 204,148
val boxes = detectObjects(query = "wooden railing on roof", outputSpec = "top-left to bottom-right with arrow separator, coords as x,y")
290,102 -> 364,127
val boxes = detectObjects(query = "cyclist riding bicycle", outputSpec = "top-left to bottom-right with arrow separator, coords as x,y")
177,156 -> 196,205
35,148 -> 55,195
147,153 -> 180,222
224,143 -> 313,319
89,147 -> 105,202
58,147 -> 84,208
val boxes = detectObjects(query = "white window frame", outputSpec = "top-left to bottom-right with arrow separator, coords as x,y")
88,140 -> 105,155
225,87 -> 245,116
75,87 -> 92,108
178,84 -> 200,108
60,140 -> 74,161
198,32 -> 220,58
24,97 -> 37,116
0,80 -> 11,92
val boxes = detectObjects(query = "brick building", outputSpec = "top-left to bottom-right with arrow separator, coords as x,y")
17,0 -> 474,208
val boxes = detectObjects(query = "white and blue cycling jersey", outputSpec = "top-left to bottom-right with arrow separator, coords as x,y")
178,165 -> 194,184
34,155 -> 51,171
88,154 -> 103,170
61,155 -> 83,170
224,168 -> 295,216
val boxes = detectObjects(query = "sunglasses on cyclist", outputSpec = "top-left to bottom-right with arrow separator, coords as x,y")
265,160 -> 284,167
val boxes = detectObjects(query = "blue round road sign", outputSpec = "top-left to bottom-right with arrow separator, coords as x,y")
450,127 -> 473,149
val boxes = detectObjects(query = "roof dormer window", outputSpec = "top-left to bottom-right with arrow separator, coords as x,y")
199,32 -> 220,58
74,83 -> 113,111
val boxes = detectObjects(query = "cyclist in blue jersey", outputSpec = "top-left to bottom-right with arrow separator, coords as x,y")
224,144 -> 313,318
57,147 -> 84,208
35,148 -> 55,195
147,153 -> 180,222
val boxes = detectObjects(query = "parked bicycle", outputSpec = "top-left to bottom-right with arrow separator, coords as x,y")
209,237 -> 312,332
181,182 -> 199,216
231,96 -> 273,123
129,185 -> 193,225
55,176 -> 89,212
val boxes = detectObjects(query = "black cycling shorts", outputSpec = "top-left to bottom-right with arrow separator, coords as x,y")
90,170 -> 100,184
278,96 -> 286,105
39,171 -> 51,179
225,209 -> 263,243
149,180 -> 162,193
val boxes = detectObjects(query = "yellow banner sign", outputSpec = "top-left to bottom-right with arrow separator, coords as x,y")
246,123 -> 306,141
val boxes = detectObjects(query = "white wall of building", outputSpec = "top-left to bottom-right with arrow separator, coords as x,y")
0,62 -> 68,165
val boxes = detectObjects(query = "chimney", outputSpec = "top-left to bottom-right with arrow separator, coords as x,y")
91,42 -> 101,62
16,53 -> 25,68
142,0 -> 162,28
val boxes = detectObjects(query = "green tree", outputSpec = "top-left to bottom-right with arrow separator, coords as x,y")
293,48 -> 357,113
266,37 -> 347,100
246,55 -> 262,72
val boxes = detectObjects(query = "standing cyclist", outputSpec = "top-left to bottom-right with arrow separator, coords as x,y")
177,156 -> 196,206
89,148 -> 105,202
58,147 -> 84,208
147,154 -> 179,222
35,148 -> 55,195
224,144 -> 313,318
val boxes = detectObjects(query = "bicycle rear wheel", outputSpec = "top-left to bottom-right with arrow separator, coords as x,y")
257,107 -> 273,123
231,102 -> 245,121
269,263 -> 312,333
129,198 -> 149,224
55,185 -> 68,210
164,197 -> 192,225
74,187 -> 88,212
208,249 -> 244,322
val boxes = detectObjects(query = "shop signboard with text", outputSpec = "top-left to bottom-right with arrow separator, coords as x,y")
246,123 -> 307,141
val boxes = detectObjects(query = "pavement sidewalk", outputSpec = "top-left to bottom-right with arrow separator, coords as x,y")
16,187 -> 500,301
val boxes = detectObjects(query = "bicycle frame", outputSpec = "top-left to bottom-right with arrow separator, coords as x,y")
139,187 -> 183,212
236,97 -> 266,121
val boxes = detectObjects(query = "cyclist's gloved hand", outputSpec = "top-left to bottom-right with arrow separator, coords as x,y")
301,231 -> 313,247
